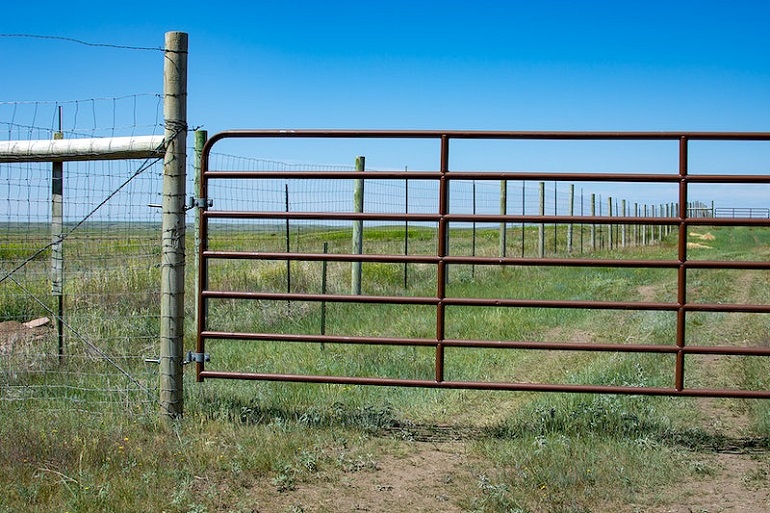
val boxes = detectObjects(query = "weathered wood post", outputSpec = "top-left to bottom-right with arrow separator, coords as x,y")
52,110 -> 64,363
404,171 -> 409,288
160,31 -> 188,418
620,200 -> 628,248
590,193 -> 596,251
192,129 -> 207,344
499,180 -> 507,257
608,197 -> 614,249
351,156 -> 364,295
567,184 -> 575,253
471,180 -> 476,278
634,203 -> 639,246
538,182 -> 545,258
520,182 -> 526,257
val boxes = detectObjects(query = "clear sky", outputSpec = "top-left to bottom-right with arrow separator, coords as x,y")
2,0 -> 770,207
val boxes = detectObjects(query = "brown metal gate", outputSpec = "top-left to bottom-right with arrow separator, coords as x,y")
195,130 -> 770,398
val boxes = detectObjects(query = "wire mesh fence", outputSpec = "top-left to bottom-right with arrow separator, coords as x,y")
2,102 -> 728,416
1,97 -> 164,415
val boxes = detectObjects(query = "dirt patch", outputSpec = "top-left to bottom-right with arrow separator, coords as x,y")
631,452 -> 770,513
690,232 -> 716,241
637,284 -> 661,302
687,242 -> 713,250
248,442 -> 483,513
641,267 -> 770,513
0,318 -> 51,355
687,231 -> 715,249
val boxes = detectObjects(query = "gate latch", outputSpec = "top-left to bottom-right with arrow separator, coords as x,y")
184,351 -> 210,365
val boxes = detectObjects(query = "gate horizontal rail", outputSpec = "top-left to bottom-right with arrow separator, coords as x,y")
196,129 -> 770,398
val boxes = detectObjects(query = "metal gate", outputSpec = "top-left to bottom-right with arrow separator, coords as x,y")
195,130 -> 770,398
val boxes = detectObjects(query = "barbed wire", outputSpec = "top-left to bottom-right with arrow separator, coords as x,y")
0,33 -> 168,52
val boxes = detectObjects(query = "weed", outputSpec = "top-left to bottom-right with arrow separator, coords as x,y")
272,466 -> 296,493
3,225 -> 770,512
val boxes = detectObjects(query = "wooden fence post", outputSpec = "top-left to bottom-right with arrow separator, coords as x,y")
620,200 -> 628,248
192,129 -> 207,345
538,182 -> 545,258
500,180 -> 507,257
52,111 -> 64,363
567,184 -> 575,253
608,197 -> 614,249
352,156 -> 364,295
590,193 -> 596,251
160,31 -> 188,419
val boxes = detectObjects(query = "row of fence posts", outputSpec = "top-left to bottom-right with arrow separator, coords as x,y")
346,169 -> 693,293
192,144 -> 714,397
244,156 -> 705,300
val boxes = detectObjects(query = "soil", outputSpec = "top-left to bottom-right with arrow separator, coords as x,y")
240,421 -> 770,513
0,318 -> 51,355
251,442 -> 483,513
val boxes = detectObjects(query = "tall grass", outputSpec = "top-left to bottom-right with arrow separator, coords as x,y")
2,224 -> 770,512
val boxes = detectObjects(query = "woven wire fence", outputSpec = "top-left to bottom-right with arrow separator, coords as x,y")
1,97 -> 164,415
2,110 -> 693,415
202,159 -> 677,259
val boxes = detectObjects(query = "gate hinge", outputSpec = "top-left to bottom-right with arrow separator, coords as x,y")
188,196 -> 213,210
184,351 -> 211,365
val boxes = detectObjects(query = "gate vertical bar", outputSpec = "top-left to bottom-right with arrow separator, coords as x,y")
160,31 -> 188,418
195,140 -> 210,384
675,136 -> 689,391
435,135 -> 449,382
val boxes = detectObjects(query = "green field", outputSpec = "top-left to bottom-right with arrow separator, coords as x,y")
2,223 -> 770,512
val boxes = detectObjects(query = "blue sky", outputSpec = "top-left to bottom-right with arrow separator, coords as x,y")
2,0 -> 770,207
3,0 -> 769,132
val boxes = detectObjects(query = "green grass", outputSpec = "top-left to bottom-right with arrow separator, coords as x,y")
3,224 -> 770,512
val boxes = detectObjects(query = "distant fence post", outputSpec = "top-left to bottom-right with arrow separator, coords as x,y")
590,193 -> 596,251
634,203 -> 639,246
52,113 -> 64,363
159,31 -> 188,419
620,200 -> 628,248
471,180 -> 477,277
500,180 -> 507,257
321,242 -> 328,344
285,184 -> 291,298
352,156 -> 365,295
538,182 -> 545,258
657,204 -> 663,240
404,171 -> 409,288
520,182 -> 526,257
607,197 -> 614,249
567,184 -> 575,253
